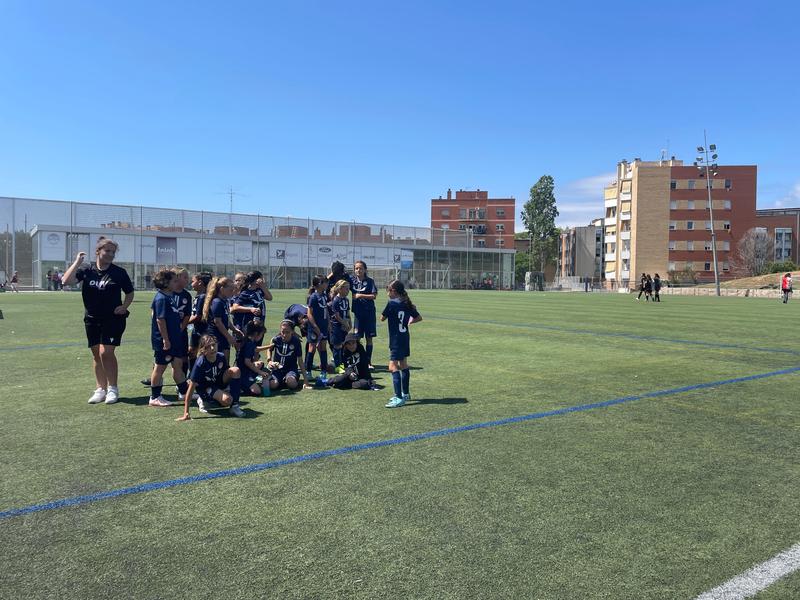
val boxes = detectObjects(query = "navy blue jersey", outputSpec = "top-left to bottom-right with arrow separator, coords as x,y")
284,303 -> 307,324
192,293 -> 207,335
174,289 -> 192,322
349,274 -> 377,317
308,291 -> 329,331
209,297 -> 230,342
331,295 -> 350,326
236,338 -> 259,373
232,287 -> 265,329
270,334 -> 302,372
382,298 -> 420,351
151,290 -> 183,350
190,352 -> 229,387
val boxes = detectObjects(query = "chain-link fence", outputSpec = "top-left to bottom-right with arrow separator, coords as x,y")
1,196 -> 515,291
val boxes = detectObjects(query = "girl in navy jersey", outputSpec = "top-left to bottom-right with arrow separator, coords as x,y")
266,320 -> 311,391
188,271 -> 213,366
148,269 -> 190,407
305,276 -> 330,384
380,279 -> 422,408
283,303 -> 309,337
231,270 -> 272,340
349,260 -> 378,368
61,237 -> 134,405
202,276 -> 240,364
171,267 -> 193,376
237,321 -> 271,395
329,278 -> 352,371
177,334 -> 243,420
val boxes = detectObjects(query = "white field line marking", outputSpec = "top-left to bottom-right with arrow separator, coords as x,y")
696,543 -> 800,599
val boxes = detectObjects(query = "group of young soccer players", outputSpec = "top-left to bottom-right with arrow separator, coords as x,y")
143,260 -> 422,421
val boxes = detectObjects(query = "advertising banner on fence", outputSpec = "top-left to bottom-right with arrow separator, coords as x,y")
156,237 -> 177,265
40,231 -> 66,261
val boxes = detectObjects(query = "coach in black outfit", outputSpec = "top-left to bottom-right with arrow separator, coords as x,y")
62,237 -> 134,405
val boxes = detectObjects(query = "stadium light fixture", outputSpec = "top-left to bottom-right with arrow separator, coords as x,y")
699,131 -> 721,296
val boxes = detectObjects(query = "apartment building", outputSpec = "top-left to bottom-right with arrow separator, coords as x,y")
557,223 -> 603,280
431,189 -> 515,249
602,158 -> 757,287
754,208 -> 800,262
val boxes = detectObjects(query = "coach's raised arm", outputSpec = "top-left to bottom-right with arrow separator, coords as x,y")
62,237 -> 135,405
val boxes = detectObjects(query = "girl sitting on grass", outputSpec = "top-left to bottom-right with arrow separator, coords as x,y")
177,334 -> 243,420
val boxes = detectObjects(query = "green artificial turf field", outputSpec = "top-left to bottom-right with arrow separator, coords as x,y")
1,289 -> 799,599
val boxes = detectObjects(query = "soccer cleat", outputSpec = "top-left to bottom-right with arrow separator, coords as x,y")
335,365 -> 345,374
148,396 -> 172,407
229,404 -> 245,418
140,378 -> 151,386
105,388 -> 119,404
385,396 -> 406,408
197,397 -> 209,413
191,392 -> 200,402
88,388 -> 107,404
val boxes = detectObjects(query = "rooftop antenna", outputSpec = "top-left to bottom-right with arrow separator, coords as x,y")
216,186 -> 248,234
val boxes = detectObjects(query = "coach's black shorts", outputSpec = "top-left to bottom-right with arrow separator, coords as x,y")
84,315 -> 127,347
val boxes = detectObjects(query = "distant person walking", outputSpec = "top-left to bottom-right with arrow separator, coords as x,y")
46,269 -> 53,291
644,274 -> 653,301
636,273 -> 646,300
781,272 -> 793,303
62,237 -> 134,404
653,273 -> 662,302
10,271 -> 19,292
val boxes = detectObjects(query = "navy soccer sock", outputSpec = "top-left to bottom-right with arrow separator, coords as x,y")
305,349 -> 316,373
392,371 -> 402,397
229,378 -> 241,405
401,368 -> 410,395
366,343 -> 373,365
177,380 -> 189,396
319,350 -> 328,374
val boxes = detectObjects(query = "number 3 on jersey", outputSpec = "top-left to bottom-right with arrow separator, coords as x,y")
398,310 -> 406,332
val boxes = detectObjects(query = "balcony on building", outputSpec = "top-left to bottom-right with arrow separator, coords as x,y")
619,231 -> 631,240
619,211 -> 631,221
604,252 -> 616,262
605,234 -> 617,244
604,198 -> 617,208
621,269 -> 631,279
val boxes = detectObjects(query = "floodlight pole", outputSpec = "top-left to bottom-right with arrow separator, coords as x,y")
700,131 -> 721,296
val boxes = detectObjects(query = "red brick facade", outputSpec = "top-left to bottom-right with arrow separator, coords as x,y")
430,189 -> 515,249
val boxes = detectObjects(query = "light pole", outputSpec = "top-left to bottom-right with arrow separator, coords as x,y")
694,132 -> 721,296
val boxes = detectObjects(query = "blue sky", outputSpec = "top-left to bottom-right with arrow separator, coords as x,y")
1,0 -> 798,230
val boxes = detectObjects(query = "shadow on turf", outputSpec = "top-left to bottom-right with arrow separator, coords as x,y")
404,396 -> 467,406
117,396 -> 264,417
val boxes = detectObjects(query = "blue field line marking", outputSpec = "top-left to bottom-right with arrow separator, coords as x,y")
2,365 -> 800,521
428,315 -> 800,356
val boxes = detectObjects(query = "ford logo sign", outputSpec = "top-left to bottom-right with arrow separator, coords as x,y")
47,233 -> 60,244
318,247 -> 331,253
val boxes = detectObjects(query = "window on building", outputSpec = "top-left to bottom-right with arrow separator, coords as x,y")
495,224 -> 505,231
704,262 -> 711,271
687,200 -> 695,210
725,179 -> 732,190
723,221 -> 731,230
704,242 -> 713,251
688,180 -> 696,190
458,223 -> 466,231
670,200 -> 677,210
669,221 -> 676,230
722,261 -> 730,271
441,209 -> 450,218
495,238 -> 504,247
495,208 -> 505,217
687,241 -> 694,251
668,261 -> 676,271
476,239 -> 486,248
441,224 -> 450,230
723,200 -> 731,210
669,241 -> 676,250
687,221 -> 694,230
670,180 -> 677,190
459,209 -> 467,219
775,228 -> 792,260
621,180 -> 632,194
686,261 -> 694,270
705,221 -> 712,230
723,241 -> 730,251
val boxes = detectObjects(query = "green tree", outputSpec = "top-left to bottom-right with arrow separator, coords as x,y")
521,175 -> 559,272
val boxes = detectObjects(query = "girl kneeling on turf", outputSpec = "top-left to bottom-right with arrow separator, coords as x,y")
177,334 -> 243,420
326,333 -> 375,390
237,321 -> 271,395
380,279 -> 422,408
267,320 -> 310,391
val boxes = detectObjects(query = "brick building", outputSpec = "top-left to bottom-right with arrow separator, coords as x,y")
431,189 -> 515,249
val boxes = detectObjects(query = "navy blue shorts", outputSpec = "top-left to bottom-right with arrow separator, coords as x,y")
270,368 -> 299,388
389,341 -> 410,362
212,332 -> 230,352
353,311 -> 377,338
189,331 -> 201,349
330,326 -> 348,346
153,347 -> 187,365
242,371 -> 260,391
307,324 -> 328,344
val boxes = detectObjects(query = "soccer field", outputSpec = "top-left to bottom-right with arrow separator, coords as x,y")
1,289 -> 799,599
